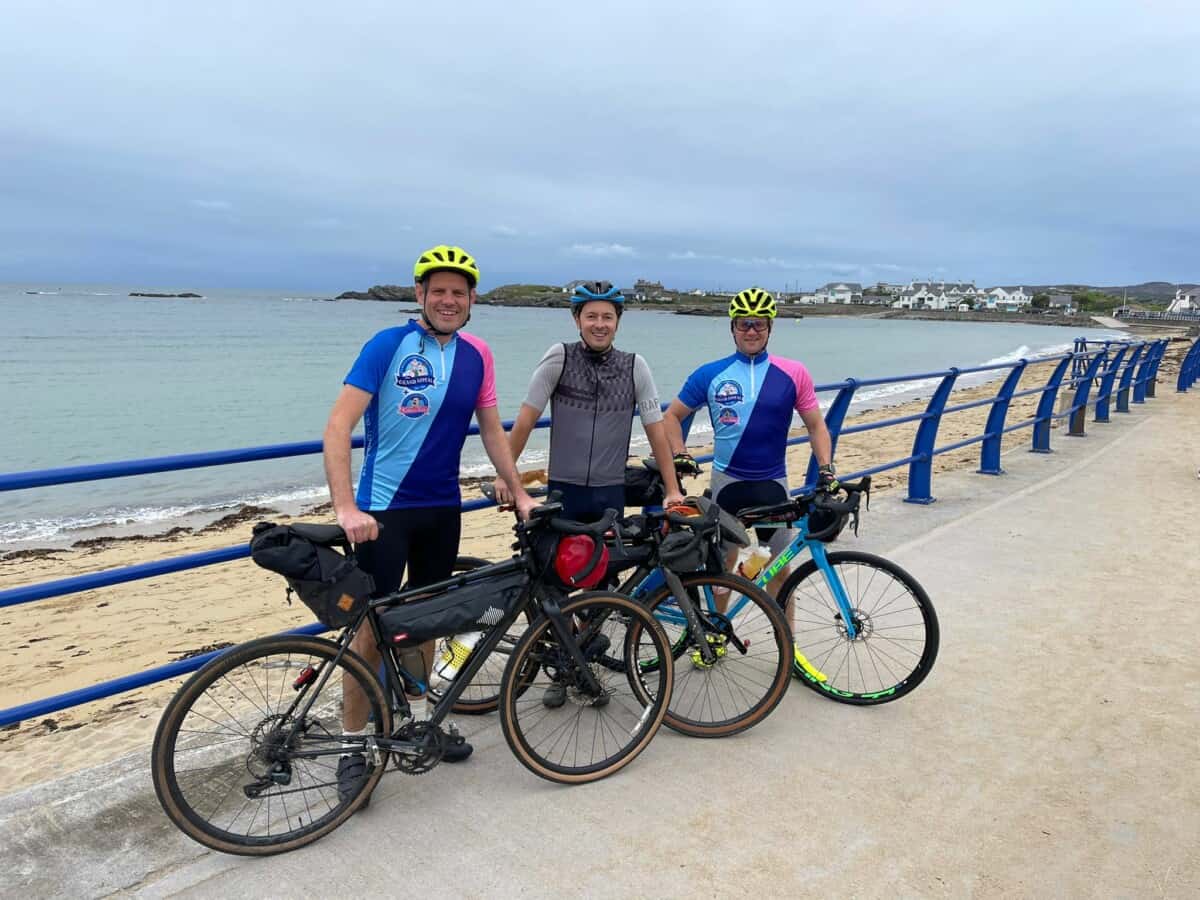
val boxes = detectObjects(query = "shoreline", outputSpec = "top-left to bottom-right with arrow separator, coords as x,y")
0,330 -> 1182,556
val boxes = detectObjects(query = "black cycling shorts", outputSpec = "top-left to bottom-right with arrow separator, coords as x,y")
548,480 -> 626,524
714,478 -> 789,545
354,506 -> 462,597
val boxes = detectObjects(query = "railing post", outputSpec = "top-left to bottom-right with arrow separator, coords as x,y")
1182,339 -> 1200,392
803,380 -> 858,488
1070,338 -> 1088,381
978,360 -> 1027,475
1116,343 -> 1146,411
1144,340 -> 1164,398
1180,342 -> 1193,392
1032,355 -> 1072,453
1180,339 -> 1200,392
1132,343 -> 1157,404
1068,351 -> 1106,436
1094,345 -> 1128,423
905,369 -> 958,504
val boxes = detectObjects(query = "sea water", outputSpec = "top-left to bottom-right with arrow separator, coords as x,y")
0,283 -> 1121,546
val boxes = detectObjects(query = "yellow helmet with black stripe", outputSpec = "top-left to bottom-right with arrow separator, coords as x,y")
729,287 -> 776,319
413,245 -> 479,287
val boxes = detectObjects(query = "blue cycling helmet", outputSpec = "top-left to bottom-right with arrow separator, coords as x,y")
571,281 -> 624,312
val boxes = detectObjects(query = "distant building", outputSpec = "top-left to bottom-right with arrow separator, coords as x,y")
633,279 -> 665,297
1167,287 -> 1198,313
1048,293 -> 1076,314
981,286 -> 1032,311
814,282 -> 864,303
891,280 -> 980,310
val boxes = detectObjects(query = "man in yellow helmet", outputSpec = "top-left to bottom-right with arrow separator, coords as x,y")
323,245 -> 538,794
663,287 -> 835,598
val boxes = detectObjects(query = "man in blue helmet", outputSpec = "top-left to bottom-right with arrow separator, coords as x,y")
495,281 -> 684,708
493,281 -> 684,519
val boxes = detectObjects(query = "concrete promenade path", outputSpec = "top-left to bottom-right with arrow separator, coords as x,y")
2,389 -> 1198,898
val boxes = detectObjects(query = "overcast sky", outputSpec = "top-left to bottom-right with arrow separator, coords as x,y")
1,1 -> 1197,292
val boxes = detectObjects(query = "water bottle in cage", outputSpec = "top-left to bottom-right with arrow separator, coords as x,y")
431,631 -> 484,684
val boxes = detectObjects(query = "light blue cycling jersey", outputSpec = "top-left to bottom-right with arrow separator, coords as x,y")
677,350 -> 819,481
344,320 -> 496,510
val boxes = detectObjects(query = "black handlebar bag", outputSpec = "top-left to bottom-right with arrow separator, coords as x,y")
378,570 -> 527,647
249,522 -> 375,629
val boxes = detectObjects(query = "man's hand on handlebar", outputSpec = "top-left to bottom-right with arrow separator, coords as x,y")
664,489 -> 686,509
493,477 -> 513,506
673,451 -> 702,477
512,490 -> 540,522
335,505 -> 379,544
817,463 -> 840,495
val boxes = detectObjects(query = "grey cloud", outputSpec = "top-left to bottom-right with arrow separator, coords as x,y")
0,1 -> 1197,289
567,243 -> 637,258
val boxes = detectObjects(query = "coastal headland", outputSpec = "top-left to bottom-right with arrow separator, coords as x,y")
335,282 -> 1196,333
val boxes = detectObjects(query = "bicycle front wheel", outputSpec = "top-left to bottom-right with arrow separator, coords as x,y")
628,572 -> 792,738
499,592 -> 673,784
151,634 -> 391,855
779,550 -> 939,705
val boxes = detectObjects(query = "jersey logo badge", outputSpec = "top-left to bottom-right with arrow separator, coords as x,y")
714,380 -> 743,406
396,355 -> 435,390
399,393 -> 431,418
717,408 -> 740,427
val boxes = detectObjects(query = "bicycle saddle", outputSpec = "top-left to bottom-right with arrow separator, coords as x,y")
286,522 -> 352,547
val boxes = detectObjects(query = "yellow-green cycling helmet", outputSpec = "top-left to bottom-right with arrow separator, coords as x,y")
729,287 -> 777,319
413,245 -> 480,287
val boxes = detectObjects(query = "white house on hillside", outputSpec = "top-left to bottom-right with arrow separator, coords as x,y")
1167,288 -> 1198,313
892,281 -> 980,310
982,286 -> 1032,310
813,282 -> 864,303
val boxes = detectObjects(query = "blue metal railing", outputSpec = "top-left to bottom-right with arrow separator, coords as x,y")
1178,338 -> 1200,392
0,337 -> 1187,727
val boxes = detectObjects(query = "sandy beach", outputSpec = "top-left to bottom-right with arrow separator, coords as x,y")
0,335 -> 1190,794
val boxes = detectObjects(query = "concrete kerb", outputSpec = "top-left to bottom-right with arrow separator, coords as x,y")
1,394 -> 1195,898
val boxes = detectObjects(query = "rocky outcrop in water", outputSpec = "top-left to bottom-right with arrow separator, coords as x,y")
335,285 -> 417,302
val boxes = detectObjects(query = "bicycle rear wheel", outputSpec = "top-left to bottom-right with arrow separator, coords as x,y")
152,634 -> 390,855
779,550 -> 939,704
627,572 -> 792,738
499,592 -> 673,784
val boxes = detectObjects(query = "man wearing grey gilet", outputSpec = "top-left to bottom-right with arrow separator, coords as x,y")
493,281 -> 684,521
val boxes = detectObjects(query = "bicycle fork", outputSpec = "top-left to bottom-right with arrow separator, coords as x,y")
541,596 -> 606,696
807,541 -> 859,640
662,570 -> 720,667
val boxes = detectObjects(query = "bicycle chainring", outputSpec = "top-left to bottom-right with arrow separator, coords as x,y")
392,721 -> 445,775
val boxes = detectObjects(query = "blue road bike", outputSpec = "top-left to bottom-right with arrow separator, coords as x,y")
618,464 -> 939,706
731,478 -> 939,704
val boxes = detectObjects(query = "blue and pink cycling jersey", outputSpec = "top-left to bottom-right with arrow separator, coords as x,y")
344,320 -> 496,510
677,351 -> 819,481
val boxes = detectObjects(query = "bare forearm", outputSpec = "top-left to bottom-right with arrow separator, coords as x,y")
507,405 -> 539,464
645,422 -> 682,496
481,419 -> 526,488
810,424 -> 833,468
323,425 -> 358,514
662,413 -> 686,456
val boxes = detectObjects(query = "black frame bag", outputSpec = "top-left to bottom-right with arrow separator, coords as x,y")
249,522 -> 375,629
378,569 -> 527,647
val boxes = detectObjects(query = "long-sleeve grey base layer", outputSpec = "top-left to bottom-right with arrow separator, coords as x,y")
523,342 -> 664,487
